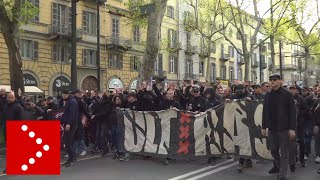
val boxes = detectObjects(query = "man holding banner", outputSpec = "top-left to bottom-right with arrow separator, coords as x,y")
262,73 -> 297,180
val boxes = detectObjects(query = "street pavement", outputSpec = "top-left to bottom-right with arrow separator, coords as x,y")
0,154 -> 319,180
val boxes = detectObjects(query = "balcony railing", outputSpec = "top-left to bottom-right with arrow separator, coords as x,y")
186,44 -> 198,54
105,36 -> 132,49
199,46 -> 208,57
276,64 -> 298,70
237,57 -> 245,65
220,54 -> 230,61
48,24 -> 83,39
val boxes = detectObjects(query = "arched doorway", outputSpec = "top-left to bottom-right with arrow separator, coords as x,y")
81,76 -> 98,91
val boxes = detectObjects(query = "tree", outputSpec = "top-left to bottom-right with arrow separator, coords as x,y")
283,0 -> 320,86
184,0 -> 230,82
223,0 -> 290,81
0,0 -> 38,95
127,0 -> 168,84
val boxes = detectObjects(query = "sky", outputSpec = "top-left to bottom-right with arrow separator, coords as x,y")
229,0 -> 320,32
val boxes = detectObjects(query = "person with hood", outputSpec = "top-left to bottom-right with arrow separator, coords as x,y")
203,87 -> 222,108
61,89 -> 79,167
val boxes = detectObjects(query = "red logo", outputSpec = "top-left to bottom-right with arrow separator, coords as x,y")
6,121 -> 60,175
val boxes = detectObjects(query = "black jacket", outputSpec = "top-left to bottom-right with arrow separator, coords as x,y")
5,101 -> 23,121
0,95 -> 7,124
126,100 -> 141,111
188,96 -> 209,112
262,87 -> 297,131
160,99 -> 182,110
22,106 -> 45,120
61,96 -> 78,127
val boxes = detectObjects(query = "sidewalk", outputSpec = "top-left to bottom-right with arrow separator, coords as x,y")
0,145 -> 5,156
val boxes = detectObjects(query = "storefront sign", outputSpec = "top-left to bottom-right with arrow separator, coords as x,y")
109,78 -> 123,89
52,76 -> 71,92
23,74 -> 38,86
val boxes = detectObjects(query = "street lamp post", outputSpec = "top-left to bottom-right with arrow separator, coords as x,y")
96,0 -> 106,92
279,40 -> 283,78
71,0 -> 78,90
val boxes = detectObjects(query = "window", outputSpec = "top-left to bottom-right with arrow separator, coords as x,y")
211,41 -> 216,53
130,56 -> 141,71
220,65 -> 227,79
184,11 -> 191,24
19,39 -> 38,60
52,3 -> 71,33
186,32 -> 191,45
211,63 -> 216,81
112,18 -> 119,37
109,53 -> 123,69
229,28 -> 233,37
168,29 -> 177,48
83,11 -> 97,35
82,49 -> 97,66
199,61 -> 204,75
186,59 -> 193,78
167,6 -> 174,19
169,56 -> 177,74
228,46 -> 234,57
133,25 -> 140,42
229,66 -> 234,80
22,0 -> 39,22
155,54 -> 163,72
52,44 -> 70,63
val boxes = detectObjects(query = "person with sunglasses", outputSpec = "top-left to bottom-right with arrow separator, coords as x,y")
262,73 -> 297,180
187,86 -> 209,113
261,82 -> 271,93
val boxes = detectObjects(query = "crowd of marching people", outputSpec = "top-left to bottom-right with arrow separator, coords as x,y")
0,73 -> 320,179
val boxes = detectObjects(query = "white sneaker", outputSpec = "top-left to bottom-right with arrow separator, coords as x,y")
304,155 -> 308,160
80,151 -> 87,156
64,154 -> 69,158
315,156 -> 320,163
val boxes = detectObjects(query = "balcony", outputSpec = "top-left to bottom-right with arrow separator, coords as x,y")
185,44 -> 198,54
237,57 -> 245,65
105,36 -> 132,51
220,54 -> 230,61
168,40 -> 180,52
184,73 -> 200,80
199,46 -> 208,57
275,64 -> 298,70
251,60 -> 259,68
48,24 -> 83,40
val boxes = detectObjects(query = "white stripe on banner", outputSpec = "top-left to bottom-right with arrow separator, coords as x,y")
168,159 -> 234,180
186,162 -> 238,180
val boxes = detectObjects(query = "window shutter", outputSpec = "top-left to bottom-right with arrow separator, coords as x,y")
166,6 -> 170,17
52,3 -> 58,26
82,49 -> 87,65
119,54 -> 123,69
130,56 -> 134,70
34,0 -> 39,22
158,54 -> 163,73
68,7 -> 72,28
67,46 -> 71,63
32,41 -> 39,59
95,13 -> 97,34
52,44 -> 57,61
82,11 -> 87,32
174,57 -> 178,74
167,29 -> 171,48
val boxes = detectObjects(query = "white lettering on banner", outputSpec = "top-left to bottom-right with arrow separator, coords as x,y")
254,104 -> 273,159
157,110 -> 171,155
144,113 -> 157,153
194,110 -> 221,156
124,111 -> 145,152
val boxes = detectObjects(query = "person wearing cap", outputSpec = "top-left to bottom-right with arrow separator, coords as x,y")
187,86 -> 209,112
44,96 -> 59,120
61,89 -> 79,167
288,85 -> 308,170
262,73 -> 297,180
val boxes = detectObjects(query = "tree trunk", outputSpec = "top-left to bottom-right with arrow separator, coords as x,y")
2,24 -> 25,96
270,35 -> 277,73
304,47 -> 309,86
243,52 -> 250,81
205,41 -> 212,82
138,0 -> 168,85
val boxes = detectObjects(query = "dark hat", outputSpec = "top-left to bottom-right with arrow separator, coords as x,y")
269,73 -> 281,79
62,89 -> 72,94
235,84 -> 245,90
127,92 -> 136,98
192,86 -> 200,92
302,86 -> 309,90
72,89 -> 81,94
47,96 -> 54,100
288,84 -> 296,89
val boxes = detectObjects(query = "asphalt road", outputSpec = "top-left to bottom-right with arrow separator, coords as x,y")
0,154 -> 319,180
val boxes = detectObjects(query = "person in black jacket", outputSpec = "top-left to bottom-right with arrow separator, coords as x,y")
0,88 -> 7,145
126,92 -> 141,111
61,90 -> 79,167
160,89 -> 182,110
44,96 -> 59,120
203,87 -> 222,108
288,85 -> 307,169
262,74 -> 297,180
187,86 -> 209,112
21,100 -> 45,120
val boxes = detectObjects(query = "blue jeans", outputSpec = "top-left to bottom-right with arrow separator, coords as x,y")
111,124 -> 118,149
304,120 -> 313,155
